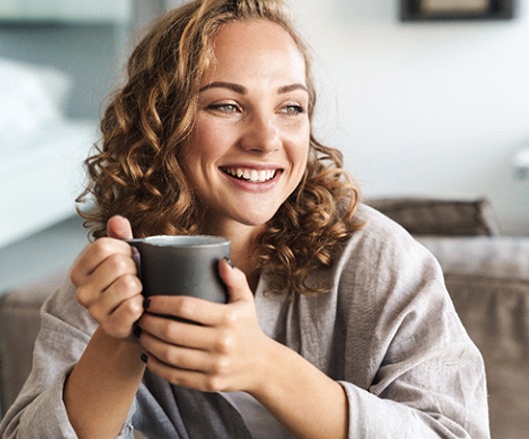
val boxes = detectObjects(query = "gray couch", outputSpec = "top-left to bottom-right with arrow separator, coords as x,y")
1,200 -> 528,438
417,236 -> 529,439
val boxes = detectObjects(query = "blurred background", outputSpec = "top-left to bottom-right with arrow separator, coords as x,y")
1,0 -> 528,291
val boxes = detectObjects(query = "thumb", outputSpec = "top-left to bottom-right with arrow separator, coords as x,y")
107,215 -> 133,240
219,258 -> 254,304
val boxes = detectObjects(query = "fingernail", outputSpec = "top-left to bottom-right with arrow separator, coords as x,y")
133,325 -> 142,339
140,353 -> 148,364
130,246 -> 142,275
143,298 -> 151,309
131,246 -> 140,262
224,257 -> 234,268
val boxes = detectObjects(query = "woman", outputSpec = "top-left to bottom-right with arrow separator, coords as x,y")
0,0 -> 489,438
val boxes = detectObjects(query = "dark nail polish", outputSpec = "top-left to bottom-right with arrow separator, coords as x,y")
224,257 -> 234,268
140,353 -> 148,364
133,326 -> 142,339
143,298 -> 151,309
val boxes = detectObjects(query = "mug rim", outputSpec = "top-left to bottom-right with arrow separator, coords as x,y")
127,234 -> 229,248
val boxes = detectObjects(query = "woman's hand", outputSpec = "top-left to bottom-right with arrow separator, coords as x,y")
65,216 -> 147,438
136,258 -> 271,393
70,215 -> 144,339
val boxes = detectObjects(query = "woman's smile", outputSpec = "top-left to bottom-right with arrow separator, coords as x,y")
221,166 -> 279,183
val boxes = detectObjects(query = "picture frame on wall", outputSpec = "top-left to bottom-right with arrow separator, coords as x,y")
400,0 -> 515,21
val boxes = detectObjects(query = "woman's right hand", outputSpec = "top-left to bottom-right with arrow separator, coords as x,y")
70,215 -> 144,339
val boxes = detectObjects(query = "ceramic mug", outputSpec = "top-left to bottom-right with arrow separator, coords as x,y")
128,235 -> 230,303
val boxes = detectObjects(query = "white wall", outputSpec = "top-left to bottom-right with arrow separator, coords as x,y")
288,0 -> 529,235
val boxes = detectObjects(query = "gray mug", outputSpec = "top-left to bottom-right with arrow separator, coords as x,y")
128,235 -> 230,303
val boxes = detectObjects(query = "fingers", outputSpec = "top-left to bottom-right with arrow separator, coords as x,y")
71,215 -> 133,284
98,294 -> 144,339
141,353 -> 221,392
88,274 -> 142,322
138,313 -> 214,348
82,254 -> 137,299
74,250 -> 143,338
218,258 -> 254,303
139,259 -> 256,329
137,317 -> 235,392
142,296 -> 226,326
141,258 -> 252,325
136,263 -> 265,393
139,329 -> 212,371
69,215 -> 143,339
107,215 -> 133,240
71,238 -> 133,287
72,242 -> 137,315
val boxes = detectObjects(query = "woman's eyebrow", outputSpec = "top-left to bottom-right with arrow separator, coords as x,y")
277,83 -> 309,94
199,82 -> 246,93
198,82 -> 309,94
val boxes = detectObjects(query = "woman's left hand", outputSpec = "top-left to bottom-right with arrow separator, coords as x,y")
136,258 -> 270,393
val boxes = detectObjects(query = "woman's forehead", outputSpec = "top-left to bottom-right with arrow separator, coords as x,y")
202,20 -> 306,85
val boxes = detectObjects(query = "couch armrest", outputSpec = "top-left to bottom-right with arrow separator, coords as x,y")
418,236 -> 529,439
0,270 -> 67,417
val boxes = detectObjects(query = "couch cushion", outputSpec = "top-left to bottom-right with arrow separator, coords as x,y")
444,274 -> 529,439
368,197 -> 500,236
419,236 -> 529,439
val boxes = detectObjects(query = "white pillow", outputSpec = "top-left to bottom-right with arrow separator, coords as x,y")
0,58 -> 73,146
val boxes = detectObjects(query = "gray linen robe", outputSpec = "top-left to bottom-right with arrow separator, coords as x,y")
0,204 -> 490,438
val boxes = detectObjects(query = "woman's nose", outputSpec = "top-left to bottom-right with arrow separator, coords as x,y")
239,114 -> 282,154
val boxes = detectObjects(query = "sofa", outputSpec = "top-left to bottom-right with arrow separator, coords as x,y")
1,198 -> 528,438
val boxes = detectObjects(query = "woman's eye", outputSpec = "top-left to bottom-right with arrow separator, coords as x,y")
208,103 -> 239,113
281,105 -> 306,116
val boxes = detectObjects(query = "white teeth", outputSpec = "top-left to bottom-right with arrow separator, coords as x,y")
223,167 -> 277,182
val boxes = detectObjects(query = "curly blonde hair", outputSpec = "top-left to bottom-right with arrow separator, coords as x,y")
77,0 -> 362,296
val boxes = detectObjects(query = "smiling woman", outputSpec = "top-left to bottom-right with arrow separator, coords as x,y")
0,1 -> 490,438
77,1 -> 357,297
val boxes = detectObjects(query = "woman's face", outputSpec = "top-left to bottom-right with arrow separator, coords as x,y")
180,20 -> 310,234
